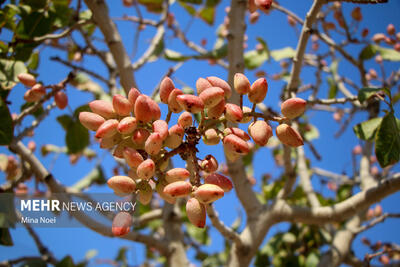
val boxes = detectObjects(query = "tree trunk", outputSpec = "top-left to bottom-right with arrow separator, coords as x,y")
162,203 -> 189,266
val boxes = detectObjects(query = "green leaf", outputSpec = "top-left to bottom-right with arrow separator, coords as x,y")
79,10 -> 95,35
375,112 -> 400,167
57,115 -> 89,154
376,46 -> 400,61
0,99 -> 13,145
214,30 -> 225,46
197,44 -> 228,60
51,1 -> 73,28
211,43 -> 228,59
262,180 -> 284,200
282,232 -> 296,243
205,0 -> 221,6
27,51 -> 40,70
359,45 -> 400,61
319,228 -> 332,243
193,112 -> 201,123
179,0 -> 202,4
16,11 -> 54,39
115,246 -> 128,263
73,105 -> 90,119
71,166 -> 106,191
244,50 -> 268,70
270,47 -> 296,61
358,87 -> 382,103
138,0 -> 163,5
14,43 -> 37,62
147,39 -> 164,62
186,223 -> 210,245
327,77 -> 338,99
57,115 -> 73,130
53,0 -> 72,8
66,122 -> 89,154
255,246 -> 271,267
56,256 -> 75,267
393,91 -> 400,104
0,41 -> 8,54
0,59 -> 27,90
242,150 -> 254,166
359,44 -> 377,60
304,124 -> 319,141
305,252 -> 319,267
164,49 -> 190,62
337,184 -> 352,202
353,117 -> 382,141
330,60 -> 339,75
85,249 -> 98,260
20,0 -> 47,10
1,5 -> 19,31
0,228 -> 13,246
0,192 -> 17,228
199,6 -> 215,25
71,73 -> 104,96
18,259 -> 47,267
79,10 -> 92,20
382,87 -> 392,102
182,86 -> 195,95
178,1 -> 196,16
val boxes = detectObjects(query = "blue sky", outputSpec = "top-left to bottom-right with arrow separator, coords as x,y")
1,0 -> 400,266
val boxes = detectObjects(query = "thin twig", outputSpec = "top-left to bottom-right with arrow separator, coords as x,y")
285,0 -> 325,96
132,0 -> 168,70
12,20 -> 89,43
51,56 -> 109,84
16,212 -> 58,265
150,62 -> 184,100
206,204 -> 243,246
307,96 -> 359,105
354,213 -> 400,234
15,103 -> 56,141
84,0 -> 137,93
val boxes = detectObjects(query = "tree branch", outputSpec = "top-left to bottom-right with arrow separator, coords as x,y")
225,0 -> 261,218
171,21 -> 229,69
312,167 -> 356,185
133,209 -> 163,227
51,56 -> 110,85
317,216 -> 361,267
206,204 -> 243,246
15,103 -> 56,142
162,202 -> 189,265
307,96 -> 359,105
276,145 -> 296,199
354,213 -> 400,235
83,0 -> 137,94
270,173 -> 400,224
286,0 -> 325,96
0,256 -> 53,266
297,145 -> 320,207
132,0 -> 168,71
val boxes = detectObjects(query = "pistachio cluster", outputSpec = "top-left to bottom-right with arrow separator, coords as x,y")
18,73 -> 68,110
78,73 -> 306,232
